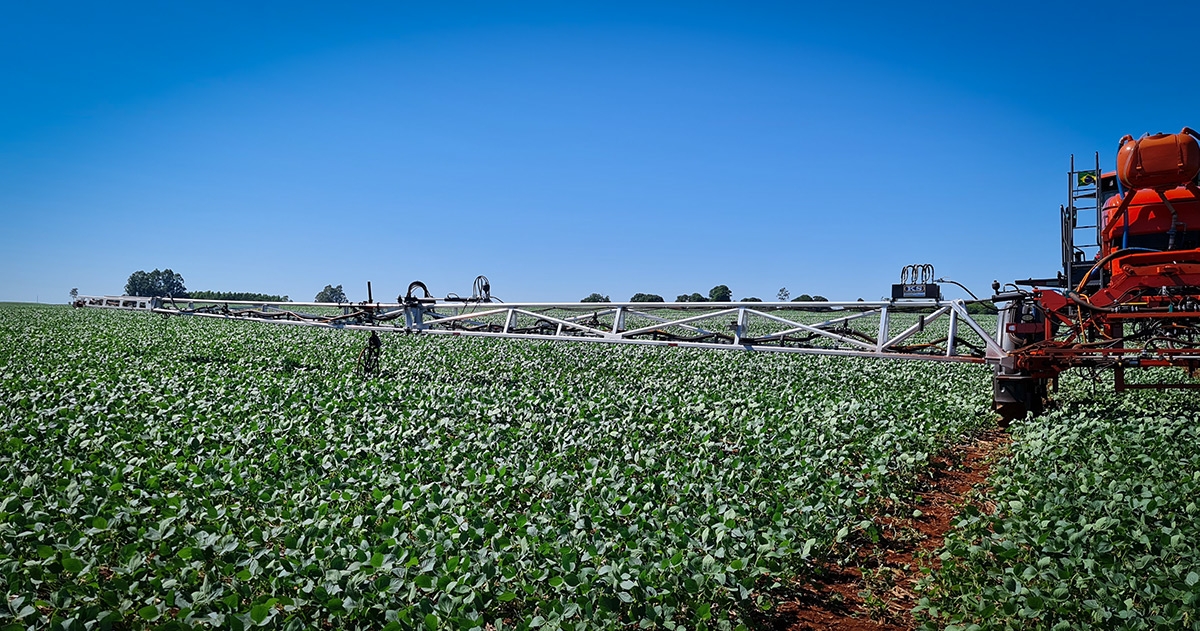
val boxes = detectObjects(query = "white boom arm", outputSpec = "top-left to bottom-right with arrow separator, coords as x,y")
76,294 -> 1004,364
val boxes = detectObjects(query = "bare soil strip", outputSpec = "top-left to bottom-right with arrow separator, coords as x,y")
762,430 -> 1011,630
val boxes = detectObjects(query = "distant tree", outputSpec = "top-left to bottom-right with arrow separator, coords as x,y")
126,271 -> 149,296
581,293 -> 610,303
740,296 -> 762,302
315,284 -> 348,303
709,285 -> 732,302
792,294 -> 813,302
125,269 -> 187,297
966,302 -> 998,314
191,290 -> 290,302
776,287 -> 790,301
630,293 -> 664,302
676,294 -> 690,302
689,293 -> 708,302
157,270 -> 187,297
69,288 -> 78,304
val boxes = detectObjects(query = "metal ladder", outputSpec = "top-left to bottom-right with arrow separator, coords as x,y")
1061,152 -> 1102,289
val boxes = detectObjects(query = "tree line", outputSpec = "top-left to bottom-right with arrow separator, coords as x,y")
123,269 -> 293,302
582,285 -> 830,303
189,290 -> 290,302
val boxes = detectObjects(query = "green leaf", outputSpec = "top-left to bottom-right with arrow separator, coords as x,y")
250,604 -> 271,625
424,613 -> 438,630
62,556 -> 84,574
138,605 -> 160,621
498,591 -> 517,602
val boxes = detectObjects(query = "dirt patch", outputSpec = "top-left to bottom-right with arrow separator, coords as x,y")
764,430 -> 1010,630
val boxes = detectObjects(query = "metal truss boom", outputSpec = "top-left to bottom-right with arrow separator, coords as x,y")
77,295 -> 1005,365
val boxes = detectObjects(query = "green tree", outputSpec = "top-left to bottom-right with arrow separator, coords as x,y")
709,285 -> 732,302
740,296 -> 762,302
69,288 -> 78,304
676,294 -> 691,302
630,293 -> 664,302
689,293 -> 708,302
125,269 -> 187,297
125,271 -> 148,296
776,287 -> 790,301
581,293 -> 610,303
315,284 -> 348,303
792,294 -> 813,302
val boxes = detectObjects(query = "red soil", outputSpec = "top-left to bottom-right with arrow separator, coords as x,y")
764,430 -> 1010,630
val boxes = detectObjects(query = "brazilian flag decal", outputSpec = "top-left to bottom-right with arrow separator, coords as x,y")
1077,170 -> 1098,186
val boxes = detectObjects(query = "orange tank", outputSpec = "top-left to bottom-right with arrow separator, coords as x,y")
1116,128 -> 1200,190
1101,186 -> 1200,252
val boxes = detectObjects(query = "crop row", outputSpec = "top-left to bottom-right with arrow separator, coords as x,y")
919,374 -> 1200,630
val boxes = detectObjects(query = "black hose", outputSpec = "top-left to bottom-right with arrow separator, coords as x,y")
935,278 -> 980,301
405,281 -> 431,302
473,275 -> 492,302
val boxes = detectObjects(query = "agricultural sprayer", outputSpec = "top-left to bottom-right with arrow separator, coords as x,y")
79,128 -> 1200,420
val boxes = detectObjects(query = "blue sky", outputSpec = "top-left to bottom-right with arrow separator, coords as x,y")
3,1 -> 1198,303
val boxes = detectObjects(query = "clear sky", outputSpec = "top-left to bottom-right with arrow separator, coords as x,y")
3,1 -> 1198,304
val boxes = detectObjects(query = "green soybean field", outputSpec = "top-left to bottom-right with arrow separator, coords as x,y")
4,303 -> 1199,630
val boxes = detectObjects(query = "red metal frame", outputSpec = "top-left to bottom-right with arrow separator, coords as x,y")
1012,133 -> 1200,391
